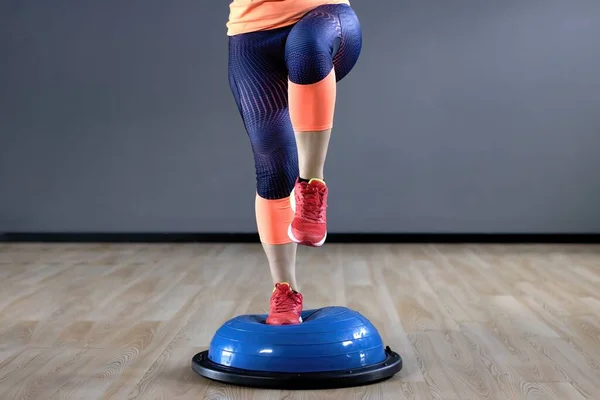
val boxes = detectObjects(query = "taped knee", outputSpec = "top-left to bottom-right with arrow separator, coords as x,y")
251,129 -> 296,243
251,138 -> 296,244
285,17 -> 339,132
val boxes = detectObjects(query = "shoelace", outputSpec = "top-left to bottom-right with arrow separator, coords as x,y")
271,288 -> 301,314
300,185 -> 325,221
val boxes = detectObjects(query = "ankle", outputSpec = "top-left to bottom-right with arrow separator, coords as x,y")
272,280 -> 298,290
299,170 -> 324,181
299,176 -> 324,184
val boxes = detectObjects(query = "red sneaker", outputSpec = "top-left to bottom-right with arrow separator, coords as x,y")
265,282 -> 303,325
288,178 -> 328,247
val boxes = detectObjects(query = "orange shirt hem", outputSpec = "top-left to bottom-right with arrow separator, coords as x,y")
227,0 -> 351,36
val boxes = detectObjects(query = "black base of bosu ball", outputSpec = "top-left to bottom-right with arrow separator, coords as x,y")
191,307 -> 403,390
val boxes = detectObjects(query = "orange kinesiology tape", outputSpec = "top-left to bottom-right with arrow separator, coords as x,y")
288,68 -> 336,132
255,193 -> 294,245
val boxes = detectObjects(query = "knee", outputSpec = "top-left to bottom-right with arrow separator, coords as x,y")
285,29 -> 336,85
255,160 -> 297,200
247,123 -> 295,160
247,126 -> 298,199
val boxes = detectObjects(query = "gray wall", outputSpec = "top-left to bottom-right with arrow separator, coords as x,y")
1,0 -> 600,233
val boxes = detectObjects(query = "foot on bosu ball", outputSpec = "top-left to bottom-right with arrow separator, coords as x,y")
191,306 -> 402,390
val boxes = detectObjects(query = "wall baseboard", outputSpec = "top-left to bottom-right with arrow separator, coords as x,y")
1,233 -> 599,243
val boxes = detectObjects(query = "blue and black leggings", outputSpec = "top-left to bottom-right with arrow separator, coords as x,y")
228,4 -> 362,243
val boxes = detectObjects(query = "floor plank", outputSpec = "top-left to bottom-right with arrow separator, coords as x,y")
0,243 -> 598,399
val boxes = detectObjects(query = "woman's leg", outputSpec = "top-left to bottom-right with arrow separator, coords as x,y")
228,28 -> 303,324
263,243 -> 297,289
285,4 -> 363,247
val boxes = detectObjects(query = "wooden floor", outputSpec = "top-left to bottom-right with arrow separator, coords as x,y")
0,243 -> 599,400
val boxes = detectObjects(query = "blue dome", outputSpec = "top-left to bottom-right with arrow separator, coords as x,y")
207,306 -> 387,373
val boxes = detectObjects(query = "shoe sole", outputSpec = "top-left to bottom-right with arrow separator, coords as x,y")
288,188 -> 327,247
288,225 -> 327,247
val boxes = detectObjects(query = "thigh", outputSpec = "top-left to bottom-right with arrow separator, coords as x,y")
228,28 -> 299,199
285,4 -> 362,84
228,28 -> 290,129
332,5 -> 362,82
